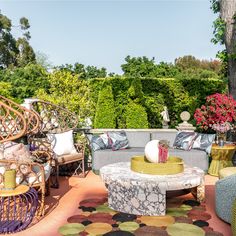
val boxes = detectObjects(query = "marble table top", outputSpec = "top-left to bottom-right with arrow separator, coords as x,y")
100,162 -> 205,191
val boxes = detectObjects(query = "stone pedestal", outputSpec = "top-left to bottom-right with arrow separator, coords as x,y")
176,111 -> 196,131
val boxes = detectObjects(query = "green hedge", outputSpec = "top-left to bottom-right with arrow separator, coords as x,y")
89,77 -> 226,128
125,101 -> 149,128
94,83 -> 116,128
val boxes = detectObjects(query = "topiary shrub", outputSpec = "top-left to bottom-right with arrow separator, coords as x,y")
94,83 -> 116,128
128,77 -> 144,103
125,101 -> 149,128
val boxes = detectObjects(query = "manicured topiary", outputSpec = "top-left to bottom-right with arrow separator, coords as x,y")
128,78 -> 144,103
94,84 -> 116,128
125,101 -> 149,128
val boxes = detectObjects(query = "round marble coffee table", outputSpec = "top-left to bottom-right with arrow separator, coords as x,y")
100,162 -> 205,216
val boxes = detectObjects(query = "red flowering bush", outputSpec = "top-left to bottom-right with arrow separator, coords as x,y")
194,93 -> 236,131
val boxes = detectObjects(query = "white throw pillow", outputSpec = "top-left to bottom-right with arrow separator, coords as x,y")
47,130 -> 77,156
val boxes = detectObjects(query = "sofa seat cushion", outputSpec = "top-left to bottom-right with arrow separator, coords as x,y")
92,147 -> 144,171
57,152 -> 83,164
125,132 -> 150,147
168,148 -> 208,172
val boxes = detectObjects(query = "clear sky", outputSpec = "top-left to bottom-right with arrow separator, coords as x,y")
0,0 -> 223,74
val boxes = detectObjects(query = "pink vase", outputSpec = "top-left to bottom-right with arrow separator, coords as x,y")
158,143 -> 168,163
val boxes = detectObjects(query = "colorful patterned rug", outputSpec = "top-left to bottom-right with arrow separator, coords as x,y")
58,196 -> 223,236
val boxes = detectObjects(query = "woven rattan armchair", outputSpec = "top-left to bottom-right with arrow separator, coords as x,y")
29,100 -> 85,188
0,96 -> 52,216
0,100 -> 26,143
0,95 -> 40,137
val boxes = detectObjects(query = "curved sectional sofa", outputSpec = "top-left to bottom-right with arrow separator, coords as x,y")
90,129 -> 209,174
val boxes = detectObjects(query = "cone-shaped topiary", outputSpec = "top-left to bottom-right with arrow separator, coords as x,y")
125,100 -> 149,128
94,84 -> 116,128
128,77 -> 144,103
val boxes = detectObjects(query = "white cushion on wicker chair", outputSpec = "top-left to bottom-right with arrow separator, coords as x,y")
47,130 -> 77,156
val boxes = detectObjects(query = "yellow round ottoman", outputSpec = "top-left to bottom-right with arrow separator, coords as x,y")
219,167 -> 236,179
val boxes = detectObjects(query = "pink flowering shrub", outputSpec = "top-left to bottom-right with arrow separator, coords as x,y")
194,93 -> 236,131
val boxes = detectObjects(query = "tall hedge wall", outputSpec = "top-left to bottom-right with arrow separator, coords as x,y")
88,77 -> 226,128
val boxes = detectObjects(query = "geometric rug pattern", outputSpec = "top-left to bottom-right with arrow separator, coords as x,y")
58,197 -> 224,236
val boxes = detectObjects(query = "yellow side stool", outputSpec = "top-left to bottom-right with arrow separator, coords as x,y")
232,198 -> 236,236
219,167 -> 236,179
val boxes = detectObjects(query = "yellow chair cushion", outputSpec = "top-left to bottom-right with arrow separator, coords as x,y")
219,167 -> 236,179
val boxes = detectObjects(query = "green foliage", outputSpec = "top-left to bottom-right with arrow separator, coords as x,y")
121,56 -> 157,77
128,78 -> 144,103
125,101 -> 149,128
176,68 -> 219,80
211,0 -> 220,13
0,81 -> 12,98
212,18 -> 226,45
122,55 -> 221,79
94,83 -> 116,128
144,93 -> 165,128
125,77 -> 148,128
16,38 -> 36,67
0,12 -> 35,69
37,69 -> 92,124
57,62 -> 107,79
155,62 -> 180,77
1,64 -> 49,102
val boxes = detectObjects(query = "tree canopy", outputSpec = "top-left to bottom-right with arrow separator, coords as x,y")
57,62 -> 107,79
121,55 -> 220,79
0,11 -> 35,69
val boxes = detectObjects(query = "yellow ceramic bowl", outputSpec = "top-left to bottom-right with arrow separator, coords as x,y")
131,156 -> 184,175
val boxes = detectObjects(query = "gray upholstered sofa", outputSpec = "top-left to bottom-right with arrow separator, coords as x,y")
90,129 -> 209,174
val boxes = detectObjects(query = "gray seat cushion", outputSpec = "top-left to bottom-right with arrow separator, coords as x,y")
168,148 -> 209,172
92,147 -> 144,171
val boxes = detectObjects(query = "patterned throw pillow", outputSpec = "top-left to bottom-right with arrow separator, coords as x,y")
3,142 -> 32,162
87,135 -> 107,152
107,131 -> 129,151
173,131 -> 196,151
192,133 -> 215,154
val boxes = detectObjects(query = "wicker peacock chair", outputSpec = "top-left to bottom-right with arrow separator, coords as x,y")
0,99 -> 27,143
0,96 -> 52,216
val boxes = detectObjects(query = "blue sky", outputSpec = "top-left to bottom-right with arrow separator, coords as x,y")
0,0 -> 223,74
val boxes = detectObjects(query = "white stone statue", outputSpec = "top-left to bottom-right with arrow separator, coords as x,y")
84,117 -> 92,128
160,106 -> 170,128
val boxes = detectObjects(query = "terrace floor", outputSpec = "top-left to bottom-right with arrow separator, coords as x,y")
9,172 -> 232,236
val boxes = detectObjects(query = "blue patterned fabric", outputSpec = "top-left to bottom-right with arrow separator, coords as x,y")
215,173 -> 236,223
